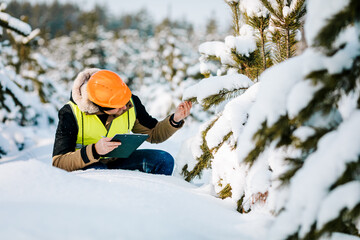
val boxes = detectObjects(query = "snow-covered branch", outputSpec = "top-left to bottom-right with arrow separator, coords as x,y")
0,12 -> 31,36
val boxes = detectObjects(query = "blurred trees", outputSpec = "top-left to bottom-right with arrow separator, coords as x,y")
0,0 -> 215,156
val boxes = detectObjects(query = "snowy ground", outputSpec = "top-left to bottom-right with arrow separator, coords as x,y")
0,124 -> 273,240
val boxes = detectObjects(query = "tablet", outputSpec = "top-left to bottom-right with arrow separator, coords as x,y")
104,134 -> 149,158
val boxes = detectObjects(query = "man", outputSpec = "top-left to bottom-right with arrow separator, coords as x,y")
52,68 -> 192,175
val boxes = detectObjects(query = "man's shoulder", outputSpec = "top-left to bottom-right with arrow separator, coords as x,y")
59,103 -> 73,114
131,94 -> 158,129
131,94 -> 141,105
58,103 -> 77,123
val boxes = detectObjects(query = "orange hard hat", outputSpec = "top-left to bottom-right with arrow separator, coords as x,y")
87,70 -> 132,108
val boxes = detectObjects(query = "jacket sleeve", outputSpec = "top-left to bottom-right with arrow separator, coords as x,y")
131,95 -> 184,143
52,104 -> 100,172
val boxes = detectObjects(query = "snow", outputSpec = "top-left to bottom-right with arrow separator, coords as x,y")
182,74 -> 253,104
225,0 -> 240,4
321,233 -> 360,240
211,143 -> 248,205
0,12 -> 31,36
225,35 -> 257,57
0,126 -> 273,240
206,115 -> 232,149
236,54 -> 306,162
198,41 -> 236,66
305,0 -> 350,46
269,110 -> 360,239
239,0 -> 268,18
198,31 -> 258,76
1,0 -> 360,239
286,80 -> 323,119
243,151 -> 271,209
317,181 -> 360,229
22,28 -> 41,44
282,6 -> 290,17
292,126 -> 316,142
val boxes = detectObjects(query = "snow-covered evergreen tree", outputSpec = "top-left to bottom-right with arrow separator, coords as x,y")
261,0 -> 306,63
180,4 -> 360,237
179,0 -> 267,205
0,5 -> 62,157
240,0 -> 271,71
179,0 -> 285,205
236,0 -> 360,239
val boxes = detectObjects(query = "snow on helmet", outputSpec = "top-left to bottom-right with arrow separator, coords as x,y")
87,70 -> 132,108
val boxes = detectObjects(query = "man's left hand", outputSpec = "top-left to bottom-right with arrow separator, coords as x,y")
174,101 -> 192,122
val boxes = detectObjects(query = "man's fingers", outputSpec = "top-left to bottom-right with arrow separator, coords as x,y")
109,142 -> 121,147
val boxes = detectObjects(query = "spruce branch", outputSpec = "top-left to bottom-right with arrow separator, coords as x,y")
314,0 -> 360,51
260,0 -> 281,20
293,127 -> 329,153
225,0 -> 241,35
183,97 -> 197,105
330,159 -> 360,191
244,12 -> 270,70
278,158 -> 303,185
301,57 -> 360,123
244,115 -> 293,165
211,131 -> 234,155
0,18 -> 30,37
287,0 -> 306,22
315,205 -> 360,239
218,183 -> 232,199
201,87 -> 248,111
262,0 -> 306,62
182,116 -> 219,181
237,195 -> 251,214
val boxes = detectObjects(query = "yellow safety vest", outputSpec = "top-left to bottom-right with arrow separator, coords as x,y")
68,100 -> 136,149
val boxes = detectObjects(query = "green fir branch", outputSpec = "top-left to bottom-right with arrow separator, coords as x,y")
237,195 -> 251,214
287,0 -> 306,22
262,0 -> 306,62
0,18 -> 30,37
182,116 -> 219,182
224,0 -> 241,35
260,0 -> 281,20
228,47 -> 263,80
201,54 -> 222,63
314,0 -> 360,51
201,87 -> 248,111
218,183 -> 232,199
293,127 -> 329,153
244,12 -> 271,71
301,57 -> 360,123
278,158 -> 303,185
211,131 -> 234,154
314,205 -> 360,239
244,115 -> 293,165
183,96 -> 197,104
330,158 -> 360,191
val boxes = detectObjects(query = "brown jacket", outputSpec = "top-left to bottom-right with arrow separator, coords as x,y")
52,68 -> 183,172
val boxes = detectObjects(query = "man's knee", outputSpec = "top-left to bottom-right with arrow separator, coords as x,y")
154,150 -> 174,175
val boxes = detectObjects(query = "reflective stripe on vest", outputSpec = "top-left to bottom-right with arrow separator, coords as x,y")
68,99 -> 136,149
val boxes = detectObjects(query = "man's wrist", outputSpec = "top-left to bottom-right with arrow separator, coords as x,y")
92,144 -> 101,159
170,114 -> 184,128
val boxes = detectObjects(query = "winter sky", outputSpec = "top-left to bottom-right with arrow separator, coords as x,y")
19,0 -> 232,29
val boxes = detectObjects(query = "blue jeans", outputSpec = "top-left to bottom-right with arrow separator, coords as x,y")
83,149 -> 174,175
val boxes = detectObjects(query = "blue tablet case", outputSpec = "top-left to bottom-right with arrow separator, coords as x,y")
104,134 -> 149,158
